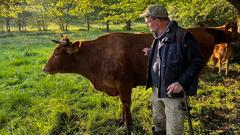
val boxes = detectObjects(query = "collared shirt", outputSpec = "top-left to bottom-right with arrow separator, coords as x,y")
151,21 -> 173,90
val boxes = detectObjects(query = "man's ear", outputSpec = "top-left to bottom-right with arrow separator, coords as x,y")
66,41 -> 81,54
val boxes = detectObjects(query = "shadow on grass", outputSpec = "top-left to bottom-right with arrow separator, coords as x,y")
49,110 -> 149,135
49,110 -> 83,135
200,65 -> 240,84
194,107 -> 239,135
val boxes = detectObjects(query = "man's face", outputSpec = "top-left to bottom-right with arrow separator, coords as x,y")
144,17 -> 160,33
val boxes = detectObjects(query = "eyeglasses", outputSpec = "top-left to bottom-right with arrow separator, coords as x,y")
145,19 -> 156,24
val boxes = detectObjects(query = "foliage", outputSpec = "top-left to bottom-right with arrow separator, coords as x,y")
0,0 -> 27,18
167,0 -> 237,27
0,0 -> 237,31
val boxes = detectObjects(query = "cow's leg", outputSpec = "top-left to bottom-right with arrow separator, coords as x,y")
218,59 -> 221,74
225,60 -> 229,76
121,101 -> 132,134
118,87 -> 132,133
119,104 -> 124,126
212,57 -> 217,71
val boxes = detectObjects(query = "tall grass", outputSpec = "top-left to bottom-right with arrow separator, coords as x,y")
0,24 -> 239,135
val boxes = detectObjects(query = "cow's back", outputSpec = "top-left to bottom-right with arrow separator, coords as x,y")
98,30 -> 214,87
99,30 -> 214,87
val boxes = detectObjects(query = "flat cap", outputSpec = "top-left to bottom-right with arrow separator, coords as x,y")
140,4 -> 168,18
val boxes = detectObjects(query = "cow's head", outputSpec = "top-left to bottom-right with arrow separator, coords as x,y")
44,35 -> 81,74
224,22 -> 240,42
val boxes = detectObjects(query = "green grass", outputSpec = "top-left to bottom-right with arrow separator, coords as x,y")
0,24 -> 239,135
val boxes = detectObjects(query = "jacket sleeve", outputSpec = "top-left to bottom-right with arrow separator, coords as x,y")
177,33 -> 204,89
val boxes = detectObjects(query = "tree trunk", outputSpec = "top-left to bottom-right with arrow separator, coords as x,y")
237,9 -> 240,33
23,12 -> 27,31
238,14 -> 240,33
65,24 -> 68,31
86,16 -> 90,31
60,23 -> 64,31
37,20 -> 42,31
6,17 -> 11,32
125,20 -> 131,30
58,17 -> 64,31
18,20 -> 22,32
105,20 -> 110,32
42,18 -> 45,31
43,20 -> 47,31
41,15 -> 48,31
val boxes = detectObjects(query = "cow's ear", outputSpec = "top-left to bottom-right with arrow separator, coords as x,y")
228,28 -> 233,32
66,41 -> 80,54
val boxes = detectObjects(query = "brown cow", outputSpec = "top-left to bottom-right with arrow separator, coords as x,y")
44,33 -> 153,132
201,22 -> 239,75
203,22 -> 239,43
44,29 -> 215,132
212,43 -> 233,75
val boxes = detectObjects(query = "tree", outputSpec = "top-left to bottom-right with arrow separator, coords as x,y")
94,0 -> 119,32
167,0 -> 236,27
69,0 -> 95,31
95,0 -> 160,31
30,0 -> 51,31
226,0 -> 240,32
15,1 -> 33,31
46,0 -> 76,31
0,0 -> 23,32
109,0 -> 144,30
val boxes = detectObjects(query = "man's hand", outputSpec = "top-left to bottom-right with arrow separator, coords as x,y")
142,47 -> 150,56
167,82 -> 183,95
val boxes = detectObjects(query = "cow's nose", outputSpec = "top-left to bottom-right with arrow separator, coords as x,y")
43,68 -> 46,72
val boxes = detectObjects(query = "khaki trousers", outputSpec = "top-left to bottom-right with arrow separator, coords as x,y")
151,87 -> 185,135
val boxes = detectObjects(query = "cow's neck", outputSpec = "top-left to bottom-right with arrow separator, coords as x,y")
73,40 -> 99,82
205,28 -> 229,43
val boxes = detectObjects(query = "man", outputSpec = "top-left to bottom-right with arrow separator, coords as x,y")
140,5 -> 204,135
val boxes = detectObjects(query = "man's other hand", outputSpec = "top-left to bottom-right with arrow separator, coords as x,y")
142,47 -> 150,56
167,82 -> 183,95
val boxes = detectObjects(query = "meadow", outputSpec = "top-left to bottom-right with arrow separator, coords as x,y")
0,23 -> 239,135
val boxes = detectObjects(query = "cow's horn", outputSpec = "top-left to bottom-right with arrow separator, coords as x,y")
51,40 -> 67,45
60,33 -> 64,37
52,40 -> 59,44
